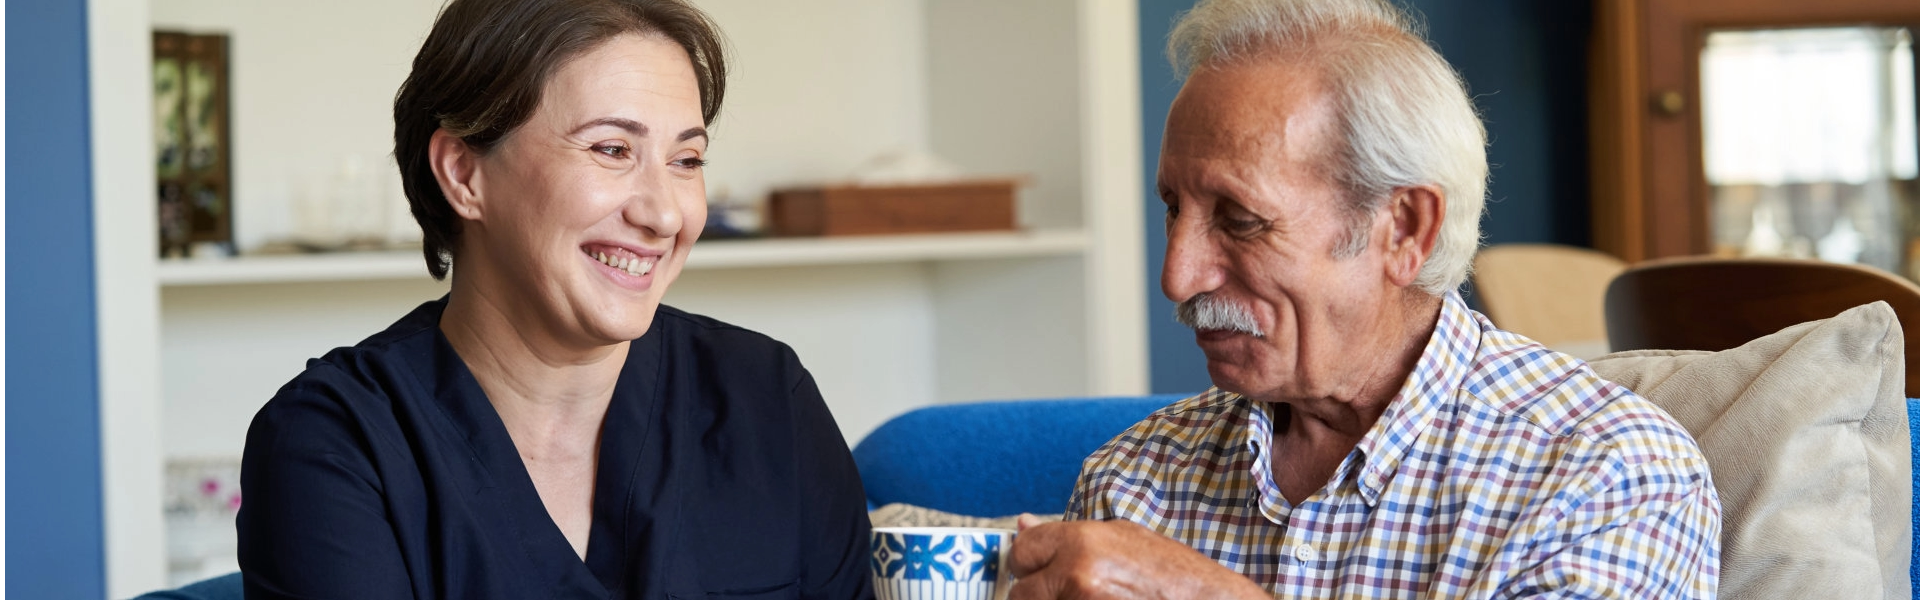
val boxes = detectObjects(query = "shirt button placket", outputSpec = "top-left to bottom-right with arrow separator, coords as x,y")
1294,543 -> 1317,563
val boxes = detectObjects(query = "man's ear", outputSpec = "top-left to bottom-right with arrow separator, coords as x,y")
1383,185 -> 1444,287
429,129 -> 485,221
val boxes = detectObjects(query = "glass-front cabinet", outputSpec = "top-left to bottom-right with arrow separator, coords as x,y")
1702,27 -> 1918,277
1589,0 -> 1920,271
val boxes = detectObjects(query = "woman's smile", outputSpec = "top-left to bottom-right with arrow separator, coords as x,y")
581,242 -> 662,291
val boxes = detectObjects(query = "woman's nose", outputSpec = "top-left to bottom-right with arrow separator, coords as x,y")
624,164 -> 683,238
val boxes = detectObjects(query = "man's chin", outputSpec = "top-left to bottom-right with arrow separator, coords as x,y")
1197,340 -> 1283,397
1202,356 -> 1254,395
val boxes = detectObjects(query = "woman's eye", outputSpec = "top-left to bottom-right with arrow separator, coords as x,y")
673,157 -> 708,169
592,144 -> 630,159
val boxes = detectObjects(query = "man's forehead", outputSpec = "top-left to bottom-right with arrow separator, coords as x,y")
1163,61 -> 1337,166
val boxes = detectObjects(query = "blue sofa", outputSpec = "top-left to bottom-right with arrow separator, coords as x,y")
852,396 -> 1920,599
133,395 -> 1920,599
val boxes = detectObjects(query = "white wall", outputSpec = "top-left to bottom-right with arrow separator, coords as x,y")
694,0 -> 932,206
932,257 -> 1088,403
94,0 -> 168,594
927,0 -> 1083,229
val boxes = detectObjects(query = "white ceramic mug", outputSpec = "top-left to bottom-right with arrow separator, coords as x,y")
870,526 -> 1016,600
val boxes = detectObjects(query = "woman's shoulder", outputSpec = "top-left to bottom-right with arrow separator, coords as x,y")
651,304 -> 801,370
251,300 -> 446,444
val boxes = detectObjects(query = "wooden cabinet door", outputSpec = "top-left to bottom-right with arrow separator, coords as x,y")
1589,0 -> 1920,263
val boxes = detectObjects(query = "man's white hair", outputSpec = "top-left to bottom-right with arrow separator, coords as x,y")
1169,0 -> 1488,295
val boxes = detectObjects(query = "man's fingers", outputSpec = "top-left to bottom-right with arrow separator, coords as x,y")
1006,569 -> 1069,600
1017,513 -> 1044,531
1007,521 -> 1063,578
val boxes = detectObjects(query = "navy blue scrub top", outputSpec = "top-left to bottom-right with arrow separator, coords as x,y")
237,298 -> 874,599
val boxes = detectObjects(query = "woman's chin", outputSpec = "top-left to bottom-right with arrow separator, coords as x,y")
587,306 -> 659,344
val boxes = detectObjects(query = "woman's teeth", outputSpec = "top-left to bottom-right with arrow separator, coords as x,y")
594,251 -> 654,276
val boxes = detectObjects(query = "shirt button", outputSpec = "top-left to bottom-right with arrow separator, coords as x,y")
1294,543 -> 1318,562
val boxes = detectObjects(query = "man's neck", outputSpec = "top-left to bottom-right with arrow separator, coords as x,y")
1266,291 -> 1444,503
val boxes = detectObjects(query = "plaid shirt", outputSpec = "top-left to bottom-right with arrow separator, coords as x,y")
1068,292 -> 1720,598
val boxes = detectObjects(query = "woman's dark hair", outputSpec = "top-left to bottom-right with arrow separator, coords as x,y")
393,0 -> 727,279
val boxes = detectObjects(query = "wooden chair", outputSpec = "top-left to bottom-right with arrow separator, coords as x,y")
1604,256 -> 1920,396
1472,244 -> 1627,358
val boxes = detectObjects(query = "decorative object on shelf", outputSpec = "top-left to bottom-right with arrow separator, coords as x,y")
702,185 -> 762,239
153,30 -> 235,258
845,148 -> 966,186
287,153 -> 404,252
766,148 -> 1025,237
768,179 -> 1021,237
235,152 -> 424,257
164,458 -> 242,587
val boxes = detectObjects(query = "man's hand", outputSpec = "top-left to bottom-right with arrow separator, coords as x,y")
1007,515 -> 1270,600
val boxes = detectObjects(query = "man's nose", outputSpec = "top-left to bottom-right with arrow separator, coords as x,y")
1162,214 -> 1225,303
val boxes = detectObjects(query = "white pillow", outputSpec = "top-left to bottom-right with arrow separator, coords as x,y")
1588,301 -> 1912,599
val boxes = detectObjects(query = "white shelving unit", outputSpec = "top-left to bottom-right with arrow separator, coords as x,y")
90,0 -> 1146,595
156,229 -> 1089,286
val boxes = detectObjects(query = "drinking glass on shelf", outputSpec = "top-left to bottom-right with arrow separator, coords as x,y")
290,164 -> 344,251
331,153 -> 389,250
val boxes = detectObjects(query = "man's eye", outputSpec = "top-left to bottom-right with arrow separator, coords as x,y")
1223,217 -> 1267,235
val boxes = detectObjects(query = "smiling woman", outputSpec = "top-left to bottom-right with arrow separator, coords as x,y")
233,1 -> 874,598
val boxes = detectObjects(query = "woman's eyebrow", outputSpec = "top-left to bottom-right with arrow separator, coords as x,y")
570,119 -> 705,145
572,117 -> 647,136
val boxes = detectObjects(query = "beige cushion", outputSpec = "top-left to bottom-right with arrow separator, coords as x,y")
1587,301 -> 1912,599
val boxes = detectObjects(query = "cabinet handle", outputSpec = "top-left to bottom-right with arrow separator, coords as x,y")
1652,90 -> 1686,117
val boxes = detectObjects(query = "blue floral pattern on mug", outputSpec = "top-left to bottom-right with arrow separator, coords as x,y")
871,531 -> 1003,582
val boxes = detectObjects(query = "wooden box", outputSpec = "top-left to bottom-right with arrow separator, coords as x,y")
767,179 -> 1018,236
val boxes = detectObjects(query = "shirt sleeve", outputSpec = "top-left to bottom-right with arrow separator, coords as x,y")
1494,456 -> 1722,599
1065,446 -> 1120,522
790,368 -> 877,600
1066,414 -> 1171,523
237,375 -> 414,600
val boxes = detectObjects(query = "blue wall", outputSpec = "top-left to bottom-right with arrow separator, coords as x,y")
1140,0 -> 1595,393
1139,0 -> 1211,395
6,0 -> 107,597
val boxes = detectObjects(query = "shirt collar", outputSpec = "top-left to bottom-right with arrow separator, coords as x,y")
1349,290 -> 1481,506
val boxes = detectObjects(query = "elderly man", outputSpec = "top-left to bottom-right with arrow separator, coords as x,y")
1008,0 -> 1720,597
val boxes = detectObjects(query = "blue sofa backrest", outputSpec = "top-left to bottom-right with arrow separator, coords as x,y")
851,395 -> 1187,517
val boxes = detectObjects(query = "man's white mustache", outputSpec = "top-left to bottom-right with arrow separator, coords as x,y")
1174,294 -> 1265,338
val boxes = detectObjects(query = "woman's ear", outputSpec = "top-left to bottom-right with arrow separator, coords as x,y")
429,129 -> 484,221
1383,185 -> 1444,287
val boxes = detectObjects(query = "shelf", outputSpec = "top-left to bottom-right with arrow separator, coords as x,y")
690,228 -> 1085,269
157,250 -> 427,286
156,228 -> 1088,286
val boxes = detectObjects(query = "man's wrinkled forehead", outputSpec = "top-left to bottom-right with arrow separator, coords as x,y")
1162,60 -> 1339,166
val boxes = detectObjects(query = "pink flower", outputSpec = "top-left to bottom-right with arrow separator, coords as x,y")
200,478 -> 220,497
